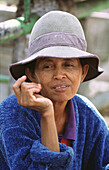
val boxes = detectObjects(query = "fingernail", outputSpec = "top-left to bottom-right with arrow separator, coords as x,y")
38,84 -> 41,88
22,75 -> 27,79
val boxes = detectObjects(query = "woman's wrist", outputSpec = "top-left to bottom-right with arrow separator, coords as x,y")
40,102 -> 54,119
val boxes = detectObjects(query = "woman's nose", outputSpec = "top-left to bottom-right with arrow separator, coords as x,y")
53,69 -> 66,80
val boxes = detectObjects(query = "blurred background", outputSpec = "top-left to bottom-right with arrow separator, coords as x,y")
0,0 -> 109,126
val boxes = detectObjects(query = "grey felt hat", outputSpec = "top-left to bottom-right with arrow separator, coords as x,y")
9,11 -> 103,81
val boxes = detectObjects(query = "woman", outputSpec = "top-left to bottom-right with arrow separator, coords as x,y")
0,11 -> 109,169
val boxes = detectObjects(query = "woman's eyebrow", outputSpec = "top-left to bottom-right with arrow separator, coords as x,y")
37,58 -> 77,65
39,58 -> 53,63
63,58 -> 76,62
36,58 -> 52,65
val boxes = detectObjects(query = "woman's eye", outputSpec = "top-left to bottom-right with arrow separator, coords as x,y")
44,65 -> 50,68
65,64 -> 73,67
43,65 -> 52,69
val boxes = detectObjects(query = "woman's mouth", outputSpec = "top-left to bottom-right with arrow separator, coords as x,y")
53,85 -> 70,92
55,86 -> 67,89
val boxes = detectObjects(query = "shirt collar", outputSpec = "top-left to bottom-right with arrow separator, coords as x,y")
58,99 -> 76,141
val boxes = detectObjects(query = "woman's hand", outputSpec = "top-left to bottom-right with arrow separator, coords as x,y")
13,75 -> 53,116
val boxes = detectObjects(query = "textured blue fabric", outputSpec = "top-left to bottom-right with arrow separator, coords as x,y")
0,94 -> 109,170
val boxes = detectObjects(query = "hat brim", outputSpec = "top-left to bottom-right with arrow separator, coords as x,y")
9,46 -> 103,81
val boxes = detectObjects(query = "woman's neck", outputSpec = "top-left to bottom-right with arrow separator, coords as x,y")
53,101 -> 68,135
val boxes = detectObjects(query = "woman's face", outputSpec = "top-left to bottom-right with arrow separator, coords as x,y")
29,57 -> 88,102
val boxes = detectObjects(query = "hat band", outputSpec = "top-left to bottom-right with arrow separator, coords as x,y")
29,32 -> 87,56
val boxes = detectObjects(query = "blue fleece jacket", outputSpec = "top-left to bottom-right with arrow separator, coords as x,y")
0,94 -> 109,170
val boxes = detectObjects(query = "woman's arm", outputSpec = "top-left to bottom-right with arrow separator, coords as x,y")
13,75 -> 60,152
41,109 -> 60,152
0,95 -> 73,169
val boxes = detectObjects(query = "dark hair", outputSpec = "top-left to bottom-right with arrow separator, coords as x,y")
80,57 -> 98,81
80,58 -> 98,68
79,58 -> 88,67
24,60 -> 36,82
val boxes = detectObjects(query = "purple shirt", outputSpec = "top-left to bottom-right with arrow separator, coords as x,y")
58,99 -> 76,141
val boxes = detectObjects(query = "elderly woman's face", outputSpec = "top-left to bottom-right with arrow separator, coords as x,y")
31,57 -> 88,102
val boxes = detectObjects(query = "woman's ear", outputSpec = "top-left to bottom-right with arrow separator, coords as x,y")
81,64 -> 89,83
25,68 -> 36,82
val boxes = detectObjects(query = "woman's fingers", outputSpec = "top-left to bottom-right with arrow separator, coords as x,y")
12,76 -> 53,114
21,82 -> 41,91
13,76 -> 27,102
33,94 -> 53,113
13,75 -> 42,106
13,75 -> 27,91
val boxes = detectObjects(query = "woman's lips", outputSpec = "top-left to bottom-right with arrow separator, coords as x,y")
55,85 -> 68,89
52,84 -> 70,92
